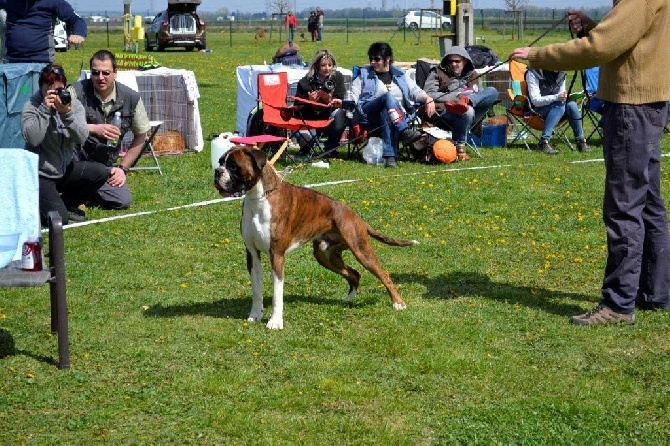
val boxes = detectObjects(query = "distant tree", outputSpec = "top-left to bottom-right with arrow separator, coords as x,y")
266,0 -> 290,15
503,0 -> 528,11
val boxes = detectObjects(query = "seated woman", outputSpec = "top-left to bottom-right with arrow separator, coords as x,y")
349,41 -> 436,168
294,49 -> 347,157
21,63 -> 109,225
526,68 -> 590,154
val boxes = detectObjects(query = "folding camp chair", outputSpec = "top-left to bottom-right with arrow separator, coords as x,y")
129,120 -> 164,175
254,72 -> 333,161
582,67 -> 605,143
506,60 -> 574,150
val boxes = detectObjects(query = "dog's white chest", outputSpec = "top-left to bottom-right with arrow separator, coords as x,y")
242,198 -> 273,253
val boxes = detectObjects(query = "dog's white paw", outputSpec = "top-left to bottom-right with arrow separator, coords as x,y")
247,316 -> 261,323
266,317 -> 284,330
393,302 -> 407,310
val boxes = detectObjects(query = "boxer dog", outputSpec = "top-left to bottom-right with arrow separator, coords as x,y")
214,146 -> 417,330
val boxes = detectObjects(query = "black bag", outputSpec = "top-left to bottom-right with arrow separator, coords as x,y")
465,45 -> 499,69
76,139 -> 118,166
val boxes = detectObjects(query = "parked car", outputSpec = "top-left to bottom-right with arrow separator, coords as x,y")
144,0 -> 206,51
397,10 -> 451,31
54,19 -> 68,52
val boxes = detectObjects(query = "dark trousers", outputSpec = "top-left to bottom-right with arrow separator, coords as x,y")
324,108 -> 347,151
39,160 -> 110,225
601,101 -> 670,312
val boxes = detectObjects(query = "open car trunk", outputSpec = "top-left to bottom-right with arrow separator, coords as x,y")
167,0 -> 201,13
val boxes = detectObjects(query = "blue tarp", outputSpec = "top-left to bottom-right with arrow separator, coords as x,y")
0,63 -> 45,149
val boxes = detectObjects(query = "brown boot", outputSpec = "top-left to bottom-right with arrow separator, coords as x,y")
456,144 -> 470,161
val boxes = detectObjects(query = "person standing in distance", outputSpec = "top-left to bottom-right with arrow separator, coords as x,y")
510,1 -> 670,325
0,0 -> 86,63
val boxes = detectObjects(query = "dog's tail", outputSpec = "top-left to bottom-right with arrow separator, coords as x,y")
367,226 -> 418,247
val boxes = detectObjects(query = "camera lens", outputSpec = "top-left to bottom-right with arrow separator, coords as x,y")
56,87 -> 72,105
324,79 -> 335,91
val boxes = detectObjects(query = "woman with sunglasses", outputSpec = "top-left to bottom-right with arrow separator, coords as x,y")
21,64 -> 109,225
294,49 -> 347,157
349,42 -> 436,167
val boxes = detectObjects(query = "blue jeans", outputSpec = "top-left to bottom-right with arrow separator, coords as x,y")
535,100 -> 584,141
359,92 -> 412,158
432,87 -> 498,144
600,101 -> 670,313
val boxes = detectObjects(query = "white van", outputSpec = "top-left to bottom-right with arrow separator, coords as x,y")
54,19 -> 68,52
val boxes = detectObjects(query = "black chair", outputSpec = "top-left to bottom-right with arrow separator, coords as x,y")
0,211 -> 69,369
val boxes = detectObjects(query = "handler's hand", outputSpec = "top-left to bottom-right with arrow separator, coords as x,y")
509,47 -> 531,61
568,10 -> 590,35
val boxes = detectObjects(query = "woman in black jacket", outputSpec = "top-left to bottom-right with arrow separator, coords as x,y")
294,49 -> 347,156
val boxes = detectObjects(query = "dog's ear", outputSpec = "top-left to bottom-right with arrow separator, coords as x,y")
249,148 -> 268,172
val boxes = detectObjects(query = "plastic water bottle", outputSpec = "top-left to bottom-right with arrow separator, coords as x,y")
108,111 -> 122,147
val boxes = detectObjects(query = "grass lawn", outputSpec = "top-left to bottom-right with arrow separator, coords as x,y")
2,28 -> 670,444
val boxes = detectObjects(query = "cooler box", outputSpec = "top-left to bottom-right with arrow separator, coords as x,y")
480,123 -> 507,147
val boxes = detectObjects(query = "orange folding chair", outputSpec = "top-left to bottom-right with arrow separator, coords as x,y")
255,72 -> 333,161
506,60 -> 574,150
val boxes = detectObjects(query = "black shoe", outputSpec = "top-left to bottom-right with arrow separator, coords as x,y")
66,207 -> 86,223
577,140 -> 591,153
635,296 -> 670,311
399,128 -> 422,145
537,139 -> 559,155
384,156 -> 398,168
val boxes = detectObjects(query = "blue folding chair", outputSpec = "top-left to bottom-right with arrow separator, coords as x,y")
583,67 -> 604,143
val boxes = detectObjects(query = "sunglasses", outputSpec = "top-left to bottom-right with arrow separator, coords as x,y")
369,56 -> 383,62
91,69 -> 113,77
41,65 -> 66,76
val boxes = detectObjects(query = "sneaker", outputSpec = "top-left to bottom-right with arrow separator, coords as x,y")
399,128 -> 422,145
443,96 -> 470,115
537,139 -> 559,155
635,296 -> 670,311
571,303 -> 636,326
577,140 -> 591,153
66,207 -> 86,223
456,144 -> 471,161
384,156 -> 398,168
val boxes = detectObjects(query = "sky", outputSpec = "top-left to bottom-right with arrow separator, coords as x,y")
70,0 -> 612,16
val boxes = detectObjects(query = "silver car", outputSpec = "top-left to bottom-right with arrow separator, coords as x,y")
397,10 -> 452,31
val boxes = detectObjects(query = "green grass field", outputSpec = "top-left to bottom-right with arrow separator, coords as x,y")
2,29 -> 670,444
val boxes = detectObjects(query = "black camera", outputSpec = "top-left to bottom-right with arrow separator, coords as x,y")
55,87 -> 72,105
323,79 -> 335,92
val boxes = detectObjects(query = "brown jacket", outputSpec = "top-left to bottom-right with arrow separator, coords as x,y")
528,0 -> 670,104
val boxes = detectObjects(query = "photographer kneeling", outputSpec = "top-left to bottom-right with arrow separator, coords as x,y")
294,49 -> 347,157
21,64 -> 109,225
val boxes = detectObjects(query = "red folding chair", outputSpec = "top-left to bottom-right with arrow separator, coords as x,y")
256,72 -> 333,160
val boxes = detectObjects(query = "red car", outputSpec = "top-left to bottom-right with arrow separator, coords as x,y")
144,0 -> 206,51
